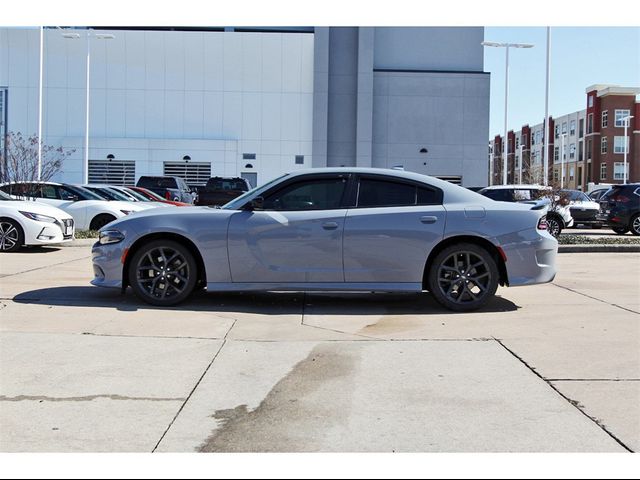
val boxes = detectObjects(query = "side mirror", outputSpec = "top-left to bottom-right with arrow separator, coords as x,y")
247,196 -> 264,211
70,195 -> 80,202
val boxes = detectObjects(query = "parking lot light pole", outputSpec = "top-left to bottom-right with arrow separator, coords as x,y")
62,29 -> 115,184
560,133 -> 567,189
482,41 -> 535,185
623,115 -> 634,184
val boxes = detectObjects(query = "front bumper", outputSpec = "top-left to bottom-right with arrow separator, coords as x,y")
91,241 -> 125,289
25,218 -> 75,245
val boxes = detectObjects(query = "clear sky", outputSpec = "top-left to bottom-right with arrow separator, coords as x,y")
484,27 -> 640,138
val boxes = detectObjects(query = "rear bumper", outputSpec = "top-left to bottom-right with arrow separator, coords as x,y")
498,228 -> 558,287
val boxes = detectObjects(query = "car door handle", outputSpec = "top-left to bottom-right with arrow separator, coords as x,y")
322,222 -> 339,230
420,216 -> 438,224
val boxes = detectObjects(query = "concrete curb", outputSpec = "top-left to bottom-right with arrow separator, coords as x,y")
558,244 -> 640,253
58,238 -> 97,248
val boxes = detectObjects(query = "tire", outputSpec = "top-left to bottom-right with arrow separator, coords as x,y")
631,214 -> 640,236
90,214 -> 117,231
128,239 -> 198,306
426,243 -> 499,312
546,215 -> 563,238
0,218 -> 24,252
612,226 -> 629,235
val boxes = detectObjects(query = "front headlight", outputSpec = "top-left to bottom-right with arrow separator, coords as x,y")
99,229 -> 125,245
19,211 -> 57,223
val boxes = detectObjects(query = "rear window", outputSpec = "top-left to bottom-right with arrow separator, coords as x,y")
357,178 -> 442,207
137,177 -> 178,189
206,179 -> 249,191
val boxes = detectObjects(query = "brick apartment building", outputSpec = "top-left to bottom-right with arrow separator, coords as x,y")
489,84 -> 640,190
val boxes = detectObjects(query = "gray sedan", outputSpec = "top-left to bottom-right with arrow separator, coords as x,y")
91,168 -> 557,311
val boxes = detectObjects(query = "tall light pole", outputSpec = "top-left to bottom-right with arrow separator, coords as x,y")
519,142 -> 523,184
560,133 -> 567,189
482,41 -> 534,185
37,26 -> 44,181
543,27 -> 551,187
62,29 -> 115,184
623,115 -> 634,184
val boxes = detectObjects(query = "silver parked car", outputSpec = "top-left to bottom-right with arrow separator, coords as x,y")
91,168 -> 558,311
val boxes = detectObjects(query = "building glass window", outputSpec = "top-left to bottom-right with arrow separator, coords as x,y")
295,155 -> 304,165
600,163 -> 607,181
587,114 -> 593,134
555,125 -> 560,138
562,122 -> 567,135
615,109 -> 631,127
602,110 -> 608,128
613,136 -> 629,154
588,95 -> 594,108
243,153 -> 256,160
601,137 -> 608,154
569,167 -> 574,181
587,139 -> 592,160
569,143 -> 576,159
579,118 -> 584,138
614,162 -> 629,181
570,120 -> 576,136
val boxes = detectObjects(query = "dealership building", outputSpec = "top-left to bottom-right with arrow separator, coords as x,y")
0,27 -> 489,188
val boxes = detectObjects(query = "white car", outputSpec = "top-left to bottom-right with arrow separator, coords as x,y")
560,189 -> 603,228
0,190 -> 74,252
85,184 -> 170,209
0,182 -> 148,231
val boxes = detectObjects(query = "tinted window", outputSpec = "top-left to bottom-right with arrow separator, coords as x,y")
57,186 -> 78,200
207,179 -> 249,191
41,185 -> 57,199
482,189 -> 514,202
358,179 -> 416,207
138,177 -> 178,189
417,187 -> 441,205
263,178 -> 347,211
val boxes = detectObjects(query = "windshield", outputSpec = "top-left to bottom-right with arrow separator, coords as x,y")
120,187 -> 149,202
562,190 -> 590,202
0,190 -> 14,201
66,185 -> 104,201
222,174 -> 289,210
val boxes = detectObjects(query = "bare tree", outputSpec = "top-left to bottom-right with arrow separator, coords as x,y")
0,132 -> 74,187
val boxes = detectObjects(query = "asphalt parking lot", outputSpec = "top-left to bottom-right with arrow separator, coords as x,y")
0,244 -> 638,452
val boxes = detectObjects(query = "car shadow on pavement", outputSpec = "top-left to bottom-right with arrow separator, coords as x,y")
12,286 -> 520,315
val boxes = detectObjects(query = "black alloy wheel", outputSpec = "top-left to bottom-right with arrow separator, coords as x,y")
128,239 -> 197,306
427,243 -> 499,312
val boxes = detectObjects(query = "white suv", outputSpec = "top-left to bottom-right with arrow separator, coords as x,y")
478,185 -> 573,237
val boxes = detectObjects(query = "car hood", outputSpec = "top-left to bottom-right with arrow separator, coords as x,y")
2,199 -> 73,219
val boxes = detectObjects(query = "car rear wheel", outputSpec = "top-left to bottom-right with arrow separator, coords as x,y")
90,214 -> 117,231
128,239 -> 197,306
427,243 -> 499,312
0,219 -> 24,252
612,226 -> 629,235
631,214 -> 640,236
546,215 -> 562,238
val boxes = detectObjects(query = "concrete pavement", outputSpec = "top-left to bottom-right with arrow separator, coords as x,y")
0,246 -> 638,452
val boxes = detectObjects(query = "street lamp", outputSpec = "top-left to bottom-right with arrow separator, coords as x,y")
560,133 -> 567,189
482,41 -> 534,185
62,29 -> 115,184
623,115 -> 634,184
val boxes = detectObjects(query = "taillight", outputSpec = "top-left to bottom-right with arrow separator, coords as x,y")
537,215 -> 548,230
165,191 -> 171,200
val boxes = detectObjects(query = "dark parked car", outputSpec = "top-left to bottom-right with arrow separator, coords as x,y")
195,177 -> 251,206
597,183 -> 640,235
588,187 -> 611,202
136,176 -> 195,204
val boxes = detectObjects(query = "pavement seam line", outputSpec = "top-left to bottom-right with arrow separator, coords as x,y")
547,379 -> 640,382
0,255 -> 92,278
551,283 -> 640,315
493,337 -> 634,453
0,394 -> 186,402
151,319 -> 236,453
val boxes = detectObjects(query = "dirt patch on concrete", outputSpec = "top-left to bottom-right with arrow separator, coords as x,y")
198,344 -> 360,452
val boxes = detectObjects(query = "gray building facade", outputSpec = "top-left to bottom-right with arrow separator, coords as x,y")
313,27 -> 489,186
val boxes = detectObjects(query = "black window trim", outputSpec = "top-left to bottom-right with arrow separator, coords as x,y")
351,173 -> 444,208
242,172 -> 354,211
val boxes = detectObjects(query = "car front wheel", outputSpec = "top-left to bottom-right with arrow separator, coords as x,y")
128,239 -> 197,306
427,243 -> 499,312
0,219 -> 24,252
631,214 -> 640,236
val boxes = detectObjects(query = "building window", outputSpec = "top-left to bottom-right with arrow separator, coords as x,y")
615,109 -> 631,127
515,137 -> 520,149
588,95 -> 594,108
554,147 -> 559,162
555,125 -> 559,139
243,153 -> 256,160
569,167 -> 575,181
570,143 -> 576,159
554,169 -> 559,182
600,163 -> 607,181
579,119 -> 584,138
88,160 -> 135,186
602,110 -> 608,128
163,161 -> 211,186
570,120 -> 576,136
601,137 -> 608,154
587,139 -> 592,160
587,114 -> 593,134
295,155 -> 304,165
562,122 -> 567,135
614,162 -> 629,181
613,136 -> 629,154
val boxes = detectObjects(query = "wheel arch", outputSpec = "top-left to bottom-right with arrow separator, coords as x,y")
422,235 -> 509,290
122,232 -> 207,291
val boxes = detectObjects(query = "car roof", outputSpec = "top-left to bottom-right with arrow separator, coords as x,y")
480,184 -> 547,190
